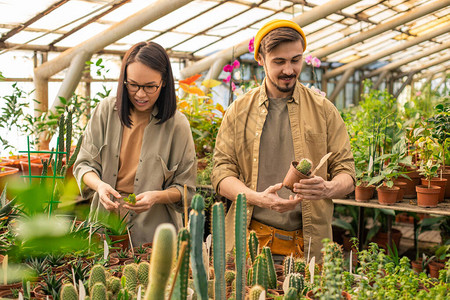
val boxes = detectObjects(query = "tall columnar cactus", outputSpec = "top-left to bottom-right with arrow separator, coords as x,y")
137,262 -> 150,287
122,263 -> 138,293
294,257 -> 306,274
144,223 -> 176,300
284,256 -> 295,276
288,273 -> 305,296
212,202 -> 226,300
320,239 -> 344,300
248,231 -> 259,265
284,287 -> 299,300
296,158 -> 312,176
189,194 -> 208,300
89,265 -> 107,290
261,246 -> 277,289
248,285 -> 264,300
235,193 -> 247,300
173,228 -> 190,300
91,282 -> 107,300
252,255 -> 268,292
60,283 -> 78,300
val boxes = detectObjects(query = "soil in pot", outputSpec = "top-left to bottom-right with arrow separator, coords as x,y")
355,184 -> 375,202
376,186 -> 399,205
421,178 -> 447,203
416,185 -> 440,208
283,161 -> 311,191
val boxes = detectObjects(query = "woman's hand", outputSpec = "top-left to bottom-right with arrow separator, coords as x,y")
97,182 -> 121,211
124,191 -> 160,214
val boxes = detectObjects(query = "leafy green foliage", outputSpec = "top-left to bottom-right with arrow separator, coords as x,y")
123,193 -> 136,205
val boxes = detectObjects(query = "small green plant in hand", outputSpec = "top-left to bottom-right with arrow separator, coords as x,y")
123,193 -> 136,205
296,158 -> 312,176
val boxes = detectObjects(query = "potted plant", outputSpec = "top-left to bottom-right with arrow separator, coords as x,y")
416,159 -> 441,207
428,245 -> 449,278
283,158 -> 313,191
98,211 -> 131,251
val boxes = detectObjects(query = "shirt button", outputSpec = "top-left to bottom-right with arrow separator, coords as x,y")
113,174 -> 116,177
255,132 -> 259,136
253,158 -> 256,162
135,178 -> 138,181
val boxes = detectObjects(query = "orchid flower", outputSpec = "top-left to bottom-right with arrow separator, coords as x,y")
312,57 -> 321,68
223,64 -> 233,73
232,59 -> 240,69
304,54 -> 313,65
248,37 -> 255,52
223,74 -> 231,83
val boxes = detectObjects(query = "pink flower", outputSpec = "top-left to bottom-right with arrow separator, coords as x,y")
223,74 -> 231,83
223,64 -> 233,73
231,82 -> 236,91
232,59 -> 240,69
312,57 -> 321,68
415,91 -> 422,96
304,54 -> 313,65
248,37 -> 255,52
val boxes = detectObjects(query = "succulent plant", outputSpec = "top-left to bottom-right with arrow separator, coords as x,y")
91,282 -> 107,300
123,193 -> 136,205
88,264 -> 107,290
294,257 -> 306,274
248,231 -> 259,265
122,263 -> 138,293
296,158 -> 312,176
212,202 -> 226,300
137,262 -> 150,287
225,270 -> 235,284
261,246 -> 277,290
284,256 -> 295,276
108,276 -> 121,294
60,283 -> 78,300
235,193 -> 248,300
248,285 -> 264,300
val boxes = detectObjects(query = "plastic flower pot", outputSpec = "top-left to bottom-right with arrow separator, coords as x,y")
416,185 -> 441,208
376,185 -> 399,205
283,161 -> 311,191
355,184 -> 375,202
421,177 -> 447,203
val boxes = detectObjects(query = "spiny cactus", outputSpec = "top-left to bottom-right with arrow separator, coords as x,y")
91,282 -> 107,300
248,231 -> 259,265
283,256 -> 295,276
212,202 -> 226,300
108,276 -> 121,295
253,255 -> 268,292
137,262 -> 150,287
122,263 -> 138,293
174,228 -> 190,300
296,158 -> 312,176
247,267 -> 253,286
319,239 -> 345,300
288,273 -> 305,296
89,264 -> 106,290
284,287 -> 299,300
189,194 -> 208,300
294,257 -> 306,274
248,285 -> 265,300
235,193 -> 247,300
60,283 -> 78,300
225,270 -> 235,285
304,263 -> 320,283
144,223 -> 176,300
261,246 -> 277,289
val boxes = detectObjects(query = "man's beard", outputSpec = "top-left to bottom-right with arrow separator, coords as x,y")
267,73 -> 296,93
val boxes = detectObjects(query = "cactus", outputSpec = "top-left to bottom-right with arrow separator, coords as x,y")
144,223 -> 176,300
318,239 -> 344,300
107,291 -> 113,300
173,228 -> 190,300
284,287 -> 299,300
283,256 -> 295,276
189,194 -> 208,300
89,264 -> 107,290
247,267 -> 253,286
296,158 -> 312,176
225,270 -> 235,285
253,255 -> 268,292
261,246 -> 277,289
248,231 -> 259,264
137,262 -> 150,287
235,193 -> 247,300
294,258 -> 306,274
288,273 -> 305,296
212,202 -> 226,300
91,282 -> 107,300
248,285 -> 264,300
122,263 -> 138,293
108,276 -> 121,294
60,283 -> 78,300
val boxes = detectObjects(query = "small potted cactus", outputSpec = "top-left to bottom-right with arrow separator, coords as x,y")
283,158 -> 313,191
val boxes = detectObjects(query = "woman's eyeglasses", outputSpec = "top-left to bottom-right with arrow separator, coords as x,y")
124,81 -> 161,94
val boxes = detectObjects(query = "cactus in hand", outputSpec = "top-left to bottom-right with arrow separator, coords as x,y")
189,194 -> 208,300
253,255 -> 268,292
173,228 -> 190,300
60,283 -> 78,300
248,231 -> 259,265
296,158 -> 312,176
288,273 -> 305,296
248,285 -> 265,300
235,193 -> 247,300
283,256 -> 295,276
212,202 -> 226,300
137,262 -> 150,287
89,264 -> 107,290
91,282 -> 107,300
261,246 -> 277,289
144,223 -> 176,300
122,263 -> 138,293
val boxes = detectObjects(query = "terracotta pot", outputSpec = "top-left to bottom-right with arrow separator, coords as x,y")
355,184 -> 375,202
393,180 -> 407,201
428,261 -> 445,278
371,228 -> 402,251
267,288 -> 280,299
376,186 -> 399,205
0,166 -> 20,200
108,234 -> 130,251
397,167 -> 421,198
421,177 -> 447,203
283,161 -> 311,191
20,159 -> 44,176
306,290 -> 351,299
110,251 -> 131,263
411,259 -> 423,273
441,171 -> 450,199
0,281 -> 21,291
416,185 -> 441,208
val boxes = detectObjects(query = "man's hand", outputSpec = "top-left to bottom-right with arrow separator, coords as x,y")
97,182 -> 120,211
256,183 -> 302,213
293,176 -> 330,200
123,191 -> 159,214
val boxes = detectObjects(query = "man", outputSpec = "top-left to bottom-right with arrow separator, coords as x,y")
211,19 -> 355,262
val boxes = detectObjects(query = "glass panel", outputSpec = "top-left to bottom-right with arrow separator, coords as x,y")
302,19 -> 333,34
6,31 -> 61,45
53,23 -> 110,47
195,28 -> 256,56
0,0 -> 60,24
151,32 -> 192,49
172,36 -> 221,52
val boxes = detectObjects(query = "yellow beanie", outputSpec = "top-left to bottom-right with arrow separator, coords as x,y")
253,19 -> 307,60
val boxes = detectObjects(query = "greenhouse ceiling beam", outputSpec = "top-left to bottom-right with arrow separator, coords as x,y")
372,70 -> 389,90
33,0 -> 191,115
394,72 -> 415,99
433,72 -> 449,92
180,0 -> 360,79
368,40 -> 450,77
408,54 -> 450,78
323,25 -> 450,79
0,0 -> 69,43
328,68 -> 355,103
313,0 -> 450,62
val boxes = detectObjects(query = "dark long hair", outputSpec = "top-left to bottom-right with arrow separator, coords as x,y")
117,41 -> 176,127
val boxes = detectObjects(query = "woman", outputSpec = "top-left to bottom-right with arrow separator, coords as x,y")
74,41 -> 196,245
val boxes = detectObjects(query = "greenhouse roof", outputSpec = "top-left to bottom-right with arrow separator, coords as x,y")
0,0 -> 449,76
